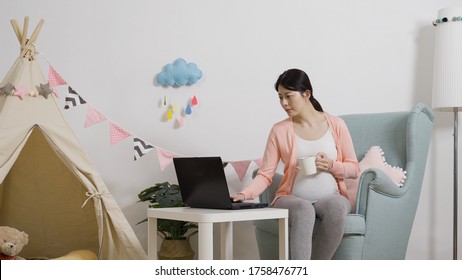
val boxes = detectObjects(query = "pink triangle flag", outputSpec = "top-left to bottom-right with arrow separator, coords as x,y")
85,105 -> 107,127
48,66 -> 66,87
253,158 -> 263,168
48,66 -> 66,96
231,160 -> 252,181
109,122 -> 131,146
156,148 -> 178,171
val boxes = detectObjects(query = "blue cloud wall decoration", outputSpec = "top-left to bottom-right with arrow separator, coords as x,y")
156,58 -> 202,87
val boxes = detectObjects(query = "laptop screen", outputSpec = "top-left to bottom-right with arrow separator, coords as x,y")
173,157 -> 233,209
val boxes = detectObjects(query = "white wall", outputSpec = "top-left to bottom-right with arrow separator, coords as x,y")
0,0 -> 460,259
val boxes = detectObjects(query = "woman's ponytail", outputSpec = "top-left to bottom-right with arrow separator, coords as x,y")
310,96 -> 323,112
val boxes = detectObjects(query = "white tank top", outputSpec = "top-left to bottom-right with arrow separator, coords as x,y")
291,130 -> 338,202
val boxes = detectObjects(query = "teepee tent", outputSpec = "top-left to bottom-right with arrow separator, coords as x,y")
0,18 -> 147,260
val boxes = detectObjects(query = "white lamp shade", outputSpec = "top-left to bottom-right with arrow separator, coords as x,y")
432,7 -> 462,112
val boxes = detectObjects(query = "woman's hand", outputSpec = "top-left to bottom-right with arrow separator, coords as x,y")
316,152 -> 333,171
230,193 -> 246,202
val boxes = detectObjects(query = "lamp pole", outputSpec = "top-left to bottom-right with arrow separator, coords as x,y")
454,108 -> 458,260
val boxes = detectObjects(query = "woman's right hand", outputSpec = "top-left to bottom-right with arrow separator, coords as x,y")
230,193 -> 246,202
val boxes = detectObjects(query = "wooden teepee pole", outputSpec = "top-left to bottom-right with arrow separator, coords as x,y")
21,17 -> 29,47
10,19 -> 22,43
27,18 -> 44,45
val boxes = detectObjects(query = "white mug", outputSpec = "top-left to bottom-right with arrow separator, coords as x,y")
298,156 -> 317,176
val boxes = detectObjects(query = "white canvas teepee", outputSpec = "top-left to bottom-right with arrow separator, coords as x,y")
0,18 -> 147,260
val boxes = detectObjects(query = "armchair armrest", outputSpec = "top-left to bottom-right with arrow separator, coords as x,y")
355,167 -> 406,216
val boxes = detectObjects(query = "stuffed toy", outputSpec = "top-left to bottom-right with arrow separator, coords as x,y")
0,226 -> 29,260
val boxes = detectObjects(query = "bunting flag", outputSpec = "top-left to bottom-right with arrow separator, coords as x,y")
48,66 -> 66,96
84,105 -> 107,127
253,158 -> 263,168
64,87 -> 86,109
156,148 -> 178,171
109,122 -> 131,146
134,137 -> 155,161
44,63 -> 262,179
231,160 -> 252,181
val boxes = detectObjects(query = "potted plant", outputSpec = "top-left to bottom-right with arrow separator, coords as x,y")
138,181 -> 197,259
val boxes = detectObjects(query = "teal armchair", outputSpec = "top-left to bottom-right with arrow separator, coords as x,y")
252,103 -> 434,260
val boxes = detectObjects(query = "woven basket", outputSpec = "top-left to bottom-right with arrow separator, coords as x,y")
158,238 -> 195,260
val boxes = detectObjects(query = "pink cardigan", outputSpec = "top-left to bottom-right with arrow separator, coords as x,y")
241,113 -> 360,207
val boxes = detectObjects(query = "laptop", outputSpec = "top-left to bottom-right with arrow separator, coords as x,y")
173,157 -> 268,210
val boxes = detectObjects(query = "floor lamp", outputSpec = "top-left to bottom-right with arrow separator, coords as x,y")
432,6 -> 462,260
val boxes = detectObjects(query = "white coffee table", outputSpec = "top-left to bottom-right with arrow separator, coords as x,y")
147,207 -> 288,260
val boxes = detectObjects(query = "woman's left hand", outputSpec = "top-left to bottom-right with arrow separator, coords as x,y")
316,152 -> 333,171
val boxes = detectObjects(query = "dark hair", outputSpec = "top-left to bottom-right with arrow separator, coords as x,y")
274,69 -> 323,112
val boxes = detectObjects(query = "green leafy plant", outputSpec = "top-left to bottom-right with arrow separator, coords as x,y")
137,181 -> 197,240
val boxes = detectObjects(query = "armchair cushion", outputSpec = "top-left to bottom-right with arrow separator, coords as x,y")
345,146 -> 407,211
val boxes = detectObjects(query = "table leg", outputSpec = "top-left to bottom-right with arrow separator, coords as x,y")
198,222 -> 214,259
220,222 -> 233,260
279,217 -> 288,260
148,218 -> 158,260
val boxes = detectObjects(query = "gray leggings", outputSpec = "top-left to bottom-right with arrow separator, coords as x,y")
273,193 -> 351,260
